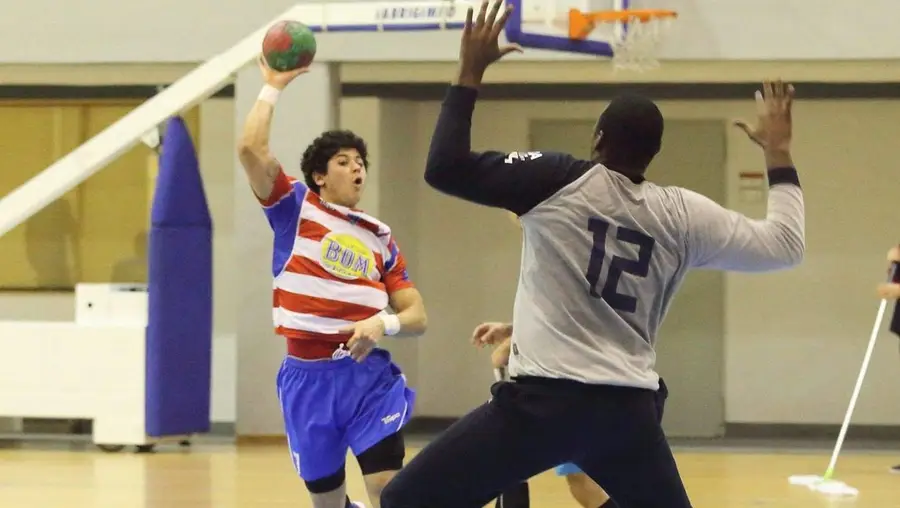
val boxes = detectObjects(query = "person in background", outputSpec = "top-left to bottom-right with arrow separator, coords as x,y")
876,245 -> 900,474
876,246 -> 900,301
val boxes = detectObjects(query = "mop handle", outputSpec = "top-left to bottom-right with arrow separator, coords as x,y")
824,298 -> 888,477
823,262 -> 899,478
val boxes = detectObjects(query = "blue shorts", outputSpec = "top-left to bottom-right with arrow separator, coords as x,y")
276,348 -> 415,482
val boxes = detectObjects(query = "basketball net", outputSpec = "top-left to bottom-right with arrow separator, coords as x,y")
568,9 -> 677,72
609,15 -> 675,71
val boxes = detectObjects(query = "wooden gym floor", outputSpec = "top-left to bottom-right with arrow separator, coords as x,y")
1,439 -> 898,507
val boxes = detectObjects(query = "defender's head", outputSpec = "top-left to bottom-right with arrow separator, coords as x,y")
592,94 -> 664,178
301,130 -> 369,208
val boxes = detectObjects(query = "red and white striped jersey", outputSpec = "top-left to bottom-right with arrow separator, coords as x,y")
257,168 -> 414,351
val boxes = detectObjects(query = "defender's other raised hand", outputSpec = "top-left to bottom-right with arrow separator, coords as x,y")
733,79 -> 795,168
456,0 -> 522,87
734,81 -> 794,149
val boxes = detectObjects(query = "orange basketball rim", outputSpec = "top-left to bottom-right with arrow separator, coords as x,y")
568,8 -> 678,40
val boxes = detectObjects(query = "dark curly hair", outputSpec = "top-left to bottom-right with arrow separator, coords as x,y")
300,130 -> 369,193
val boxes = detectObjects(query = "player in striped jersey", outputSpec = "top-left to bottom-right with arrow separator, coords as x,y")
237,56 -> 428,508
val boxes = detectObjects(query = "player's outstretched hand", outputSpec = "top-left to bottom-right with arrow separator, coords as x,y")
471,321 -> 512,347
338,315 -> 386,362
457,0 -> 522,86
257,54 -> 309,91
733,79 -> 794,152
876,245 -> 900,300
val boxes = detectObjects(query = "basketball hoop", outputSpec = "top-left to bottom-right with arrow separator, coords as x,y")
568,8 -> 677,71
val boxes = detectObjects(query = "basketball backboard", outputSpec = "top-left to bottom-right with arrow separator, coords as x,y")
505,0 -> 676,69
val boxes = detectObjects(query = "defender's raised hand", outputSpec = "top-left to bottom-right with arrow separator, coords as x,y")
734,80 -> 795,152
457,0 -> 522,86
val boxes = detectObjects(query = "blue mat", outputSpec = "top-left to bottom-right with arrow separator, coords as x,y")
145,116 -> 213,437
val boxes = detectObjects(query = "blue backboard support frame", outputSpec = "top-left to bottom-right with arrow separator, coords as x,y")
504,0 -> 631,57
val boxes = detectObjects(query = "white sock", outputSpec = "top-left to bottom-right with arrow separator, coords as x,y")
310,483 -> 349,508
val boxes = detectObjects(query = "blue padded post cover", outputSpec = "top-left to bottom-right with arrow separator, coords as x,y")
145,116 -> 213,437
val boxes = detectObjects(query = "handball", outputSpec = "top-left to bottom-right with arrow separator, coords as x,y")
262,20 -> 317,72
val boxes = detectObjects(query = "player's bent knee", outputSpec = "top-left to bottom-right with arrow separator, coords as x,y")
357,431 -> 406,476
379,481 -> 400,508
363,470 -> 396,499
379,475 -> 417,508
566,472 -> 590,494
304,466 -> 346,494
566,473 -> 609,508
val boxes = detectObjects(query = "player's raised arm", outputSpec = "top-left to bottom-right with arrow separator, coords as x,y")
423,0 -> 592,216
681,80 -> 805,271
237,56 -> 307,202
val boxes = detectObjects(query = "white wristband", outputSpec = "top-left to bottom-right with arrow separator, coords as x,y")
378,311 -> 401,336
258,84 -> 281,105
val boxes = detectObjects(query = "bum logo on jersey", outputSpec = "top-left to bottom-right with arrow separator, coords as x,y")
320,233 -> 376,280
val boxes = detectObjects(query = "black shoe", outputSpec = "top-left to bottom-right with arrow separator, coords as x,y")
889,464 -> 900,474
495,481 -> 530,508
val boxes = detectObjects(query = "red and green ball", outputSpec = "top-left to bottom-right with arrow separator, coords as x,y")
262,20 -> 317,72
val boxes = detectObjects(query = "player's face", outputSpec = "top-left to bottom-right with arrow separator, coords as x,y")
315,148 -> 367,207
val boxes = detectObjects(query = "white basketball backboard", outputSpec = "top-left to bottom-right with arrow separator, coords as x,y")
507,0 -> 627,57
